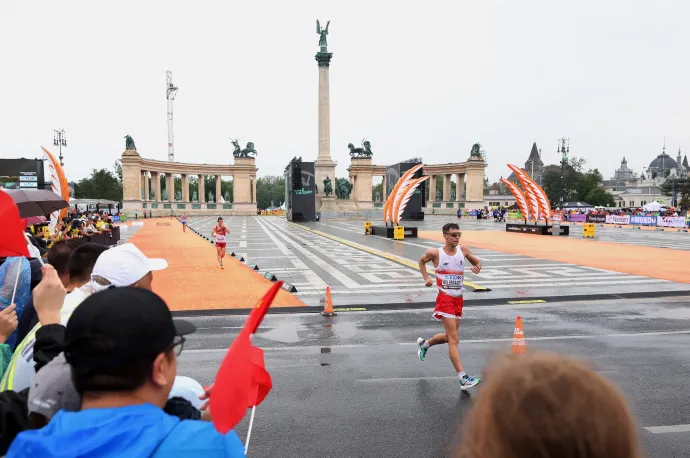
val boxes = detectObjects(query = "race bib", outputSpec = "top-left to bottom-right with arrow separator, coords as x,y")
216,234 -> 226,243
441,274 -> 463,289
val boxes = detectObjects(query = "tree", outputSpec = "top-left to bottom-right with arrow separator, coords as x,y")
372,182 -> 383,201
113,160 -> 122,185
74,169 -> 123,201
660,177 -> 690,207
540,158 -> 615,207
256,176 -> 285,209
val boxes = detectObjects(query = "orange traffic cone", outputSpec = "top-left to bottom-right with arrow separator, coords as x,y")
321,286 -> 336,317
512,316 -> 525,354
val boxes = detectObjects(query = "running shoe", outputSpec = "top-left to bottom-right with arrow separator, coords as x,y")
416,337 -> 427,361
459,375 -> 480,391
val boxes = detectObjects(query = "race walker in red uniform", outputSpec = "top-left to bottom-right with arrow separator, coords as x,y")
416,222 -> 482,390
211,217 -> 229,269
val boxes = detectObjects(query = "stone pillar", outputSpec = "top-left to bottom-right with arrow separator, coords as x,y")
216,176 -> 222,203
153,172 -> 161,201
382,174 -> 387,201
442,174 -> 451,202
251,175 -> 257,203
314,48 -> 336,201
143,171 -> 150,201
455,173 -> 465,201
198,175 -> 205,203
429,175 -> 436,202
121,149 -> 142,214
181,174 -> 189,202
465,167 -> 485,208
167,174 -> 175,202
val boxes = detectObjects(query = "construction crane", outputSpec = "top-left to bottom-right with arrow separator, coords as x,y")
166,71 -> 178,162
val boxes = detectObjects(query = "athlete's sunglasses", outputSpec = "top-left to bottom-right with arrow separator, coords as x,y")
444,231 -> 462,238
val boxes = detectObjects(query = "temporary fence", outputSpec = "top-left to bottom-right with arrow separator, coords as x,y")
563,213 -> 688,228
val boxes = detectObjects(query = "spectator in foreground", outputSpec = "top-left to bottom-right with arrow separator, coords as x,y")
457,351 -> 643,458
8,287 -> 246,457
16,239 -> 85,344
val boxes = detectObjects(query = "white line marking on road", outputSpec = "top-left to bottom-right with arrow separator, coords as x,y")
645,424 -> 690,434
183,329 -> 690,354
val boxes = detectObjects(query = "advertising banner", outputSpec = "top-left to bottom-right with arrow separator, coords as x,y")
566,214 -> 587,222
656,216 -> 686,228
630,215 -> 657,226
586,214 -> 607,223
605,215 -> 630,225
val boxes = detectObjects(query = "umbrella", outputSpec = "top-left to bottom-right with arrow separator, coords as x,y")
1,189 -> 69,218
26,216 -> 46,225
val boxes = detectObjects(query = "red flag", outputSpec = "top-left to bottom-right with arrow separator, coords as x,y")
244,281 -> 283,337
0,191 -> 30,258
210,281 -> 283,434
248,346 -> 272,407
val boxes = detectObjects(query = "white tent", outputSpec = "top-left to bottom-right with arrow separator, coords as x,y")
642,201 -> 661,211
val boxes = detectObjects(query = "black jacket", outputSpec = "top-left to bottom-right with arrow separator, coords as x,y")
0,324 -> 65,455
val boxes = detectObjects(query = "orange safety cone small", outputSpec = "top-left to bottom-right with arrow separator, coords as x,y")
512,316 -> 526,354
321,286 -> 337,317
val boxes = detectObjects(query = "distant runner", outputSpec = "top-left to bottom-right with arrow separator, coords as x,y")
181,213 -> 187,232
211,217 -> 229,269
416,222 -> 482,390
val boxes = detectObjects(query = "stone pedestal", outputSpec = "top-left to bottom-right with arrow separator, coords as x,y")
349,157 -> 374,205
318,196 -> 338,211
315,159 -> 337,200
232,157 -> 255,203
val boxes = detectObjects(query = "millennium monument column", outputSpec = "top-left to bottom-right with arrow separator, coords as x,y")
314,19 -> 337,210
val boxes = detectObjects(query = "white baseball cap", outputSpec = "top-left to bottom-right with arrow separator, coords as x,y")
91,243 -> 168,286
169,376 -> 206,409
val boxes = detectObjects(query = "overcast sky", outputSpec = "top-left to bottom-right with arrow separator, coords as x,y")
1,0 -> 689,185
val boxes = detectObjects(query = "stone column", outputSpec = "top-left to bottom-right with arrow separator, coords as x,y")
121,149 -> 142,214
181,174 -> 189,202
455,173 -> 465,201
382,174 -> 387,201
443,174 -> 451,202
153,172 -> 161,201
465,167 -> 485,207
198,175 -> 205,203
314,48 -> 336,200
429,175 -> 436,202
142,171 -> 149,201
167,174 -> 175,202
252,176 -> 257,203
216,175 -> 222,203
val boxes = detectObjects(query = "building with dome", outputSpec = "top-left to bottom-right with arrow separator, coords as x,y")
602,145 -> 689,208
647,146 -> 685,180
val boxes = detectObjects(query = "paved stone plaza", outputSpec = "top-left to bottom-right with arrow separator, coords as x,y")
186,215 -> 690,307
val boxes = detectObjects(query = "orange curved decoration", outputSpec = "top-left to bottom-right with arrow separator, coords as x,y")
384,164 -> 424,224
500,178 -> 529,222
41,147 -> 70,227
392,176 -> 429,225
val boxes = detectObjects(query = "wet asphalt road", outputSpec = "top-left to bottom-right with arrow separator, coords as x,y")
177,295 -> 690,458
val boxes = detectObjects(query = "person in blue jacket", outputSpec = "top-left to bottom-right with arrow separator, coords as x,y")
8,287 -> 245,457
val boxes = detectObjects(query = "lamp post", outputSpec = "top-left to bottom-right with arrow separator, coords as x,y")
557,138 -> 569,205
53,129 -> 67,167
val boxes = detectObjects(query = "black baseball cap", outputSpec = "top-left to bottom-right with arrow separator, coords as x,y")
64,287 -> 195,374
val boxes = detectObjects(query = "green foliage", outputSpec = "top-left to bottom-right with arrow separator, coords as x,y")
372,182 -> 383,201
256,176 -> 285,209
660,178 -> 690,207
541,157 -> 615,207
74,169 -> 123,201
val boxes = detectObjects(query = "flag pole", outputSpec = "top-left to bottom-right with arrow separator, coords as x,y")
9,261 -> 22,306
244,406 -> 257,454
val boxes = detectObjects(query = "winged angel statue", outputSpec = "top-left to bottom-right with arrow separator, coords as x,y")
316,19 -> 330,50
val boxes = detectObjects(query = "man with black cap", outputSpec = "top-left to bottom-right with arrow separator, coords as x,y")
7,288 -> 246,457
